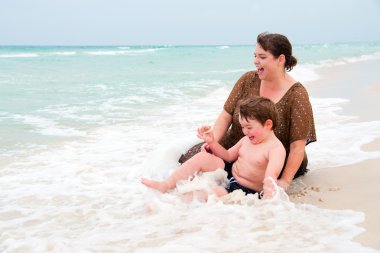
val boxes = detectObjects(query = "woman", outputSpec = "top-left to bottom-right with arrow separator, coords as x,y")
179,32 -> 316,190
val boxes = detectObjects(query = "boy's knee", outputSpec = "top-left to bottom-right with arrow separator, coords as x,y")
194,151 -> 213,160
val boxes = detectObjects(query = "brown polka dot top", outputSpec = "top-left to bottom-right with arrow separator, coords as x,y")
220,71 -> 317,154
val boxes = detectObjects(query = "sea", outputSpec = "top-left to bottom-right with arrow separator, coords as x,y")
1,43 -> 380,252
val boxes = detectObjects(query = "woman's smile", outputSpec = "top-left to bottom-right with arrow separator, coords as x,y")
257,67 -> 264,76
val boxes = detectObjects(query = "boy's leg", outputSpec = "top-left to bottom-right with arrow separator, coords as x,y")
213,186 -> 228,197
141,152 -> 225,193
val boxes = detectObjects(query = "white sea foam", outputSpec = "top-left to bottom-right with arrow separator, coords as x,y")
292,51 -> 380,83
1,96 -> 380,252
208,68 -> 248,74
291,64 -> 320,82
308,98 -> 380,169
10,114 -> 86,137
46,51 -> 77,56
256,50 -> 380,84
0,52 -> 78,58
86,48 -> 163,56
1,143 -> 377,253
0,53 -> 39,58
315,51 -> 380,68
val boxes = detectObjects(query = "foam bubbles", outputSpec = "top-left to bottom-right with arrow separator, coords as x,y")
318,51 -> 380,67
10,114 -> 86,137
47,51 -> 77,56
86,48 -> 163,56
308,98 -> 380,169
0,53 -> 39,58
291,64 -> 320,82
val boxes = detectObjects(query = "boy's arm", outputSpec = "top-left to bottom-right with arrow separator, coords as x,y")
263,145 -> 286,198
197,125 -> 240,162
208,139 -> 241,163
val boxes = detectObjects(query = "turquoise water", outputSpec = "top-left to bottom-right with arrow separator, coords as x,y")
1,43 -> 380,158
1,44 -> 380,252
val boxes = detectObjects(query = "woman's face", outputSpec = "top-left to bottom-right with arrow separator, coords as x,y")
253,44 -> 278,80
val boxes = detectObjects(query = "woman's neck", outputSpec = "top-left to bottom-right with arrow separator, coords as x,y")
260,72 -> 297,103
261,72 -> 295,89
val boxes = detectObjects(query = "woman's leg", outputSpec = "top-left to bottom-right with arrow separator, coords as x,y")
141,152 -> 225,193
178,142 -> 204,164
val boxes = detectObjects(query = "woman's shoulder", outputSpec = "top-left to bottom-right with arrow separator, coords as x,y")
292,82 -> 309,91
287,82 -> 310,99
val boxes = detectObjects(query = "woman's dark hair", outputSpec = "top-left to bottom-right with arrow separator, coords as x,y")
257,32 -> 297,71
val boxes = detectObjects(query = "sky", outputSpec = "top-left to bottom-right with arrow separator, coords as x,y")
1,0 -> 380,45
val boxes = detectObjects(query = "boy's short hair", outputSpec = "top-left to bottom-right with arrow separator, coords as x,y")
238,96 -> 278,130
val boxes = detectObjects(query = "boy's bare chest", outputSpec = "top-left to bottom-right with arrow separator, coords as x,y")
238,142 -> 268,169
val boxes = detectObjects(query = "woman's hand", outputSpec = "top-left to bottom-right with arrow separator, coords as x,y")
277,178 -> 290,191
278,139 -> 306,191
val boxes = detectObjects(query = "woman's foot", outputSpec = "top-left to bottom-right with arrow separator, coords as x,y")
141,178 -> 170,193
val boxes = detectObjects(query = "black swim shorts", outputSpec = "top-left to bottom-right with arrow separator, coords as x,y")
224,161 -> 260,196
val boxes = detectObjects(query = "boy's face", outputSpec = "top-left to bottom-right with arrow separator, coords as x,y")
239,116 -> 271,144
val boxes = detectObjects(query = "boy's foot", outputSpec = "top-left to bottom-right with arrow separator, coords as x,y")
141,178 -> 170,193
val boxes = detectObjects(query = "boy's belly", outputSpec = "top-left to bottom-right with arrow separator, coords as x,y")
231,161 -> 266,192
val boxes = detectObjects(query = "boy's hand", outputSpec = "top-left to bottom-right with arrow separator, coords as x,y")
197,125 -> 214,143
262,177 -> 276,199
201,142 -> 212,154
199,125 -> 212,134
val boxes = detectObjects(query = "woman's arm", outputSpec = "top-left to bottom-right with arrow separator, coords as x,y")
212,109 -> 232,142
277,139 -> 306,190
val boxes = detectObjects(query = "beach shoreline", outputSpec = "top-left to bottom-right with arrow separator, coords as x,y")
306,58 -> 380,121
290,59 -> 380,250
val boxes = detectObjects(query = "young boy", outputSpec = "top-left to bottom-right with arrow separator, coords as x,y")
141,96 -> 286,199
